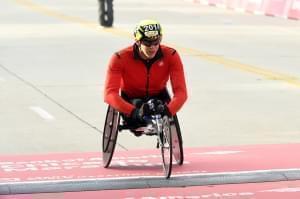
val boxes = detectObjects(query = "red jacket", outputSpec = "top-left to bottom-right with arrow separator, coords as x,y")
104,44 -> 187,116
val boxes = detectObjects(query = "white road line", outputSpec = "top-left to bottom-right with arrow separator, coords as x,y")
260,187 -> 300,193
192,150 -> 243,155
0,77 -> 5,82
29,106 -> 55,121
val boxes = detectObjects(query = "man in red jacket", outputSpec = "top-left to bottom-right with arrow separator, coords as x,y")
104,19 -> 187,129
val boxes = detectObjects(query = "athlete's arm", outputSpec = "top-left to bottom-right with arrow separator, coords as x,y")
167,51 -> 188,115
104,54 -> 135,116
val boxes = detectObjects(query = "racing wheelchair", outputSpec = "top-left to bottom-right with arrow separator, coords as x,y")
102,97 -> 184,179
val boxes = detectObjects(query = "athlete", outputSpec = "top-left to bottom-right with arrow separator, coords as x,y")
104,19 -> 187,129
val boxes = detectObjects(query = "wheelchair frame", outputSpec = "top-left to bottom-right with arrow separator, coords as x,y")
102,105 -> 184,179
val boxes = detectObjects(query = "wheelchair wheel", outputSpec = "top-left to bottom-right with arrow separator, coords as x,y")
161,116 -> 172,179
102,106 -> 119,168
170,115 -> 184,165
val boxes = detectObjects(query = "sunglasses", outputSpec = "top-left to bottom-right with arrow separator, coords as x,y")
141,39 -> 160,47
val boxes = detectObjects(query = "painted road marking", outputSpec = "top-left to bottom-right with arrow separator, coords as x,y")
1,144 -> 300,194
0,77 -> 5,82
261,187 -> 300,193
1,144 -> 300,178
12,0 -> 300,88
29,106 -> 55,121
192,150 -> 243,155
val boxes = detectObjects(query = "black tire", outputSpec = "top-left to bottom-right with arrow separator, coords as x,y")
98,0 -> 113,27
102,106 -> 119,168
170,115 -> 184,165
161,116 -> 172,179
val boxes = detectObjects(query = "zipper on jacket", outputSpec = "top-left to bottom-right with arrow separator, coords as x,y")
143,57 -> 158,101
145,67 -> 150,100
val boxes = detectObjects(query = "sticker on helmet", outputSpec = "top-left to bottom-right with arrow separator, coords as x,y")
143,24 -> 160,32
144,30 -> 159,38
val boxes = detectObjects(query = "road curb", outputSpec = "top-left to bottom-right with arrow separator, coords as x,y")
1,168 -> 300,195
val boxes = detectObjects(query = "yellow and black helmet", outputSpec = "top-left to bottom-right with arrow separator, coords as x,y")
134,19 -> 163,41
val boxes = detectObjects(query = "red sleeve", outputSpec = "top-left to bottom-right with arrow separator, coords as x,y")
104,54 -> 135,116
167,51 -> 188,115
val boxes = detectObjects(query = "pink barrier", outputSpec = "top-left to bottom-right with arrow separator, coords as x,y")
225,0 -> 241,9
263,0 -> 287,17
244,0 -> 264,13
287,0 -> 300,19
208,0 -> 226,6
187,0 -> 300,19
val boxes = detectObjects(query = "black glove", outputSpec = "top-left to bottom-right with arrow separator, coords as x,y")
130,103 -> 151,122
157,103 -> 171,116
151,99 -> 170,116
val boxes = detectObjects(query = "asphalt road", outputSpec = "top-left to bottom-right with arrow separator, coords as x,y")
0,0 -> 300,154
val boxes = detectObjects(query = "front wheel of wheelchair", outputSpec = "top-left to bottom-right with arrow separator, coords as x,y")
102,106 -> 119,168
170,115 -> 184,165
161,116 -> 173,179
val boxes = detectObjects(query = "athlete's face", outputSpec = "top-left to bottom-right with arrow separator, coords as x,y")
138,38 -> 161,60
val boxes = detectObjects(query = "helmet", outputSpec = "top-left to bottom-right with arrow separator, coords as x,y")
134,19 -> 163,41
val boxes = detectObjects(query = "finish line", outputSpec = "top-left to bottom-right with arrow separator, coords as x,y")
1,144 -> 300,195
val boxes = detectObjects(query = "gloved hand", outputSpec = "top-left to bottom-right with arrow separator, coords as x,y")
130,103 -> 151,122
157,103 -> 171,116
150,99 -> 170,116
